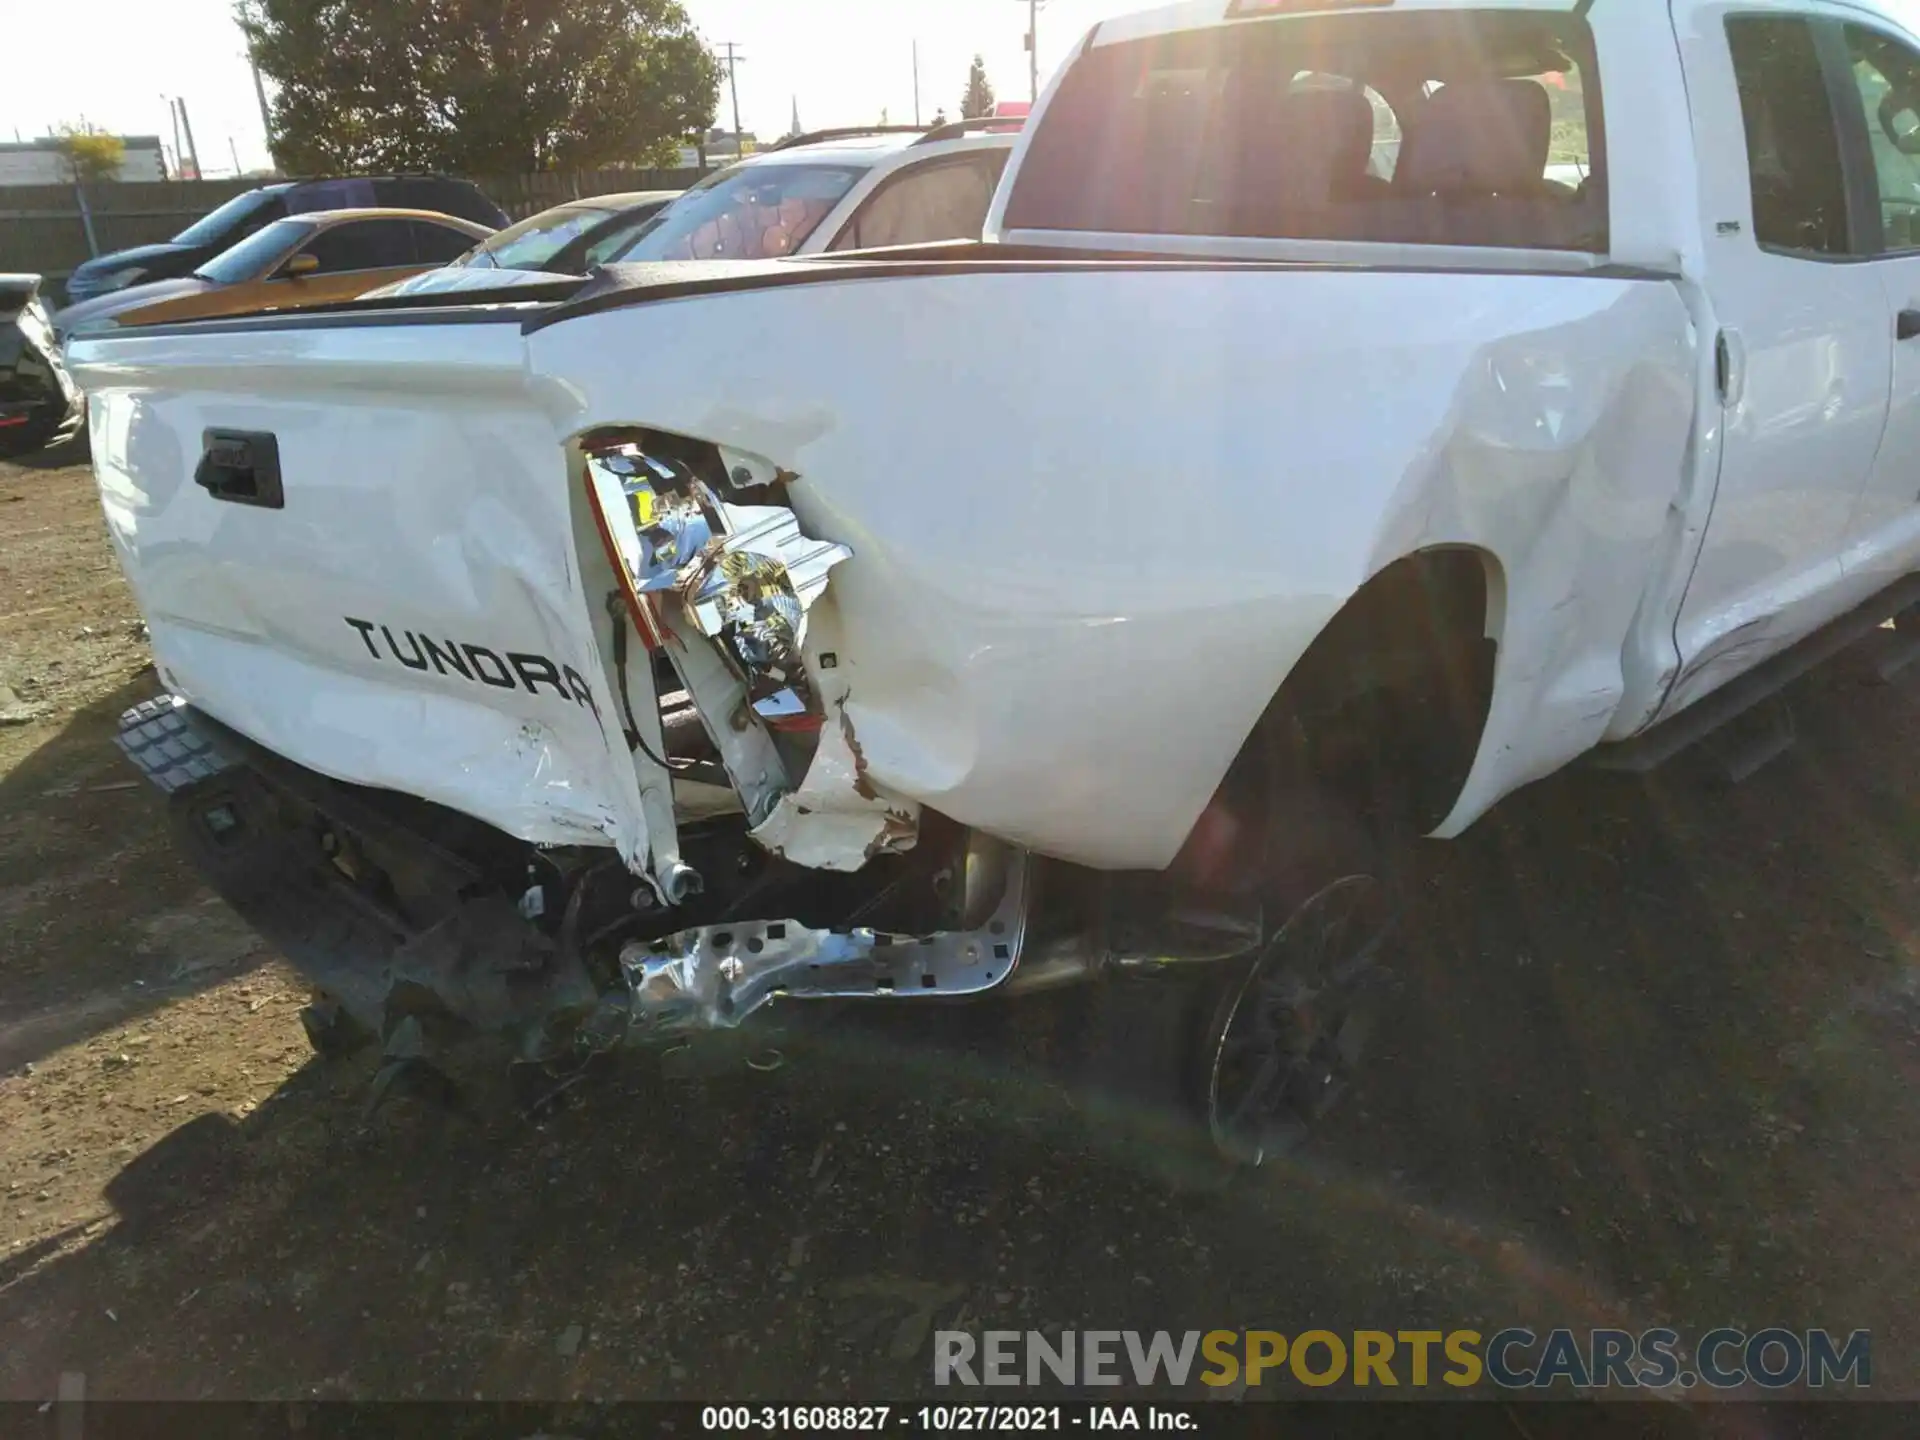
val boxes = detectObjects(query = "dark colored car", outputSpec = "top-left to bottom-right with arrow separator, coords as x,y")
63,176 -> 509,305
0,275 -> 82,458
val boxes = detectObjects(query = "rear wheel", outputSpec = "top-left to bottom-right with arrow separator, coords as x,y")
1198,872 -> 1397,1166
1175,731 -> 1405,1167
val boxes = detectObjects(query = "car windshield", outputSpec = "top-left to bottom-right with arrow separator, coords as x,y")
192,219 -> 312,284
171,189 -> 285,247
456,204 -> 620,271
603,163 -> 866,261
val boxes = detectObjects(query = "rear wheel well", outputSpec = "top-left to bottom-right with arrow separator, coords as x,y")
1181,549 -> 1499,889
1275,547 -> 1498,835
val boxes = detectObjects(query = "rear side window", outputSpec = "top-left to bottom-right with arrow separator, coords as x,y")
304,219 -> 414,272
1002,8 -> 1606,252
828,152 -> 1012,250
1725,18 -> 1851,256
409,221 -> 479,264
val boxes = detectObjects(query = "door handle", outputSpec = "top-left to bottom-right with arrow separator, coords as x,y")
194,429 -> 283,509
1900,309 -> 1920,342
1715,328 -> 1746,407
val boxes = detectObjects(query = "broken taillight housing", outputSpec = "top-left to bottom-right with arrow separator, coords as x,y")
581,440 -> 850,729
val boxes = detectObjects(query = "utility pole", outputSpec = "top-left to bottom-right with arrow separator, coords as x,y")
162,95 -> 183,177
718,42 -> 746,153
175,98 -> 203,180
249,57 -> 274,165
229,136 -> 243,176
913,41 -> 922,127
1024,0 -> 1043,103
237,10 -> 277,168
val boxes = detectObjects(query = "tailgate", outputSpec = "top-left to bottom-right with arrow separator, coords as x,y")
66,314 -> 650,863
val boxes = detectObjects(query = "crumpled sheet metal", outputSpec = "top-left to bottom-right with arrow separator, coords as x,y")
749,703 -> 919,871
748,594 -> 920,872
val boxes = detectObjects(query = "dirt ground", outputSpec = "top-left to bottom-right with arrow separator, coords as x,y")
5,447 -> 1920,1423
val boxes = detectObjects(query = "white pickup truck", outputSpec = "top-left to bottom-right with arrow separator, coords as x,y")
68,0 -> 1920,1159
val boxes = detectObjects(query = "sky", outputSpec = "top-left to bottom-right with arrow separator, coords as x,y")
0,0 -> 1151,178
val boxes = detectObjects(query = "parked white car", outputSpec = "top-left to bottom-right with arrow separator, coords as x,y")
66,0 -> 1920,1160
374,123 -> 1020,302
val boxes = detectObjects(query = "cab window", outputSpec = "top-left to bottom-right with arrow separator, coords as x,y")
1845,25 -> 1920,252
1725,17 -> 1852,256
1002,8 -> 1607,252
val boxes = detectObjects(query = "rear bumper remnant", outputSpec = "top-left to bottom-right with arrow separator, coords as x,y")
115,697 -> 1035,1050
619,843 -> 1029,1036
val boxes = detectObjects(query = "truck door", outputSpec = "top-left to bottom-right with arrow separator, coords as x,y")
1667,5 -> 1891,705
1831,19 -> 1920,579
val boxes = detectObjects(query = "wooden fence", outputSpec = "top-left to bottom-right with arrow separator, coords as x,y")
0,168 -> 707,290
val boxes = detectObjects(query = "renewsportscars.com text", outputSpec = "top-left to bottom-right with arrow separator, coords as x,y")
934,1328 -> 1871,1391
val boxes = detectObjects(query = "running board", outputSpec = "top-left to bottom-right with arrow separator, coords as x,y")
1707,696 -> 1796,784
1875,628 -> 1920,683
1593,573 -> 1920,775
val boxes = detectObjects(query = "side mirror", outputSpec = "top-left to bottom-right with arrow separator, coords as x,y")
1881,90 -> 1920,155
281,252 -> 320,279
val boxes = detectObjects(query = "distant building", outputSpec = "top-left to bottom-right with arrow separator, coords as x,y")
703,126 -> 761,158
678,126 -> 762,169
0,135 -> 168,185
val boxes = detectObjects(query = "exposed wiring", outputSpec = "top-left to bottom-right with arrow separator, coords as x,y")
605,590 -> 699,776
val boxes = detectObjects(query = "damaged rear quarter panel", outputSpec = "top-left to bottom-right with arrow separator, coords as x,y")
532,266 -> 1696,866
1368,281 -> 1699,834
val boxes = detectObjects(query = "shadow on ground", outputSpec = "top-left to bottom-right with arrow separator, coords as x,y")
0,675 -> 275,1070
5,430 -> 90,472
2,663 -> 1918,1421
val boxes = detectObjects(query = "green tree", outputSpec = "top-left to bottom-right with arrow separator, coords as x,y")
51,124 -> 125,184
237,0 -> 721,174
961,55 -> 995,119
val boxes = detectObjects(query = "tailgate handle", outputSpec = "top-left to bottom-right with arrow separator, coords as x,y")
1900,309 -> 1920,342
194,429 -> 283,509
